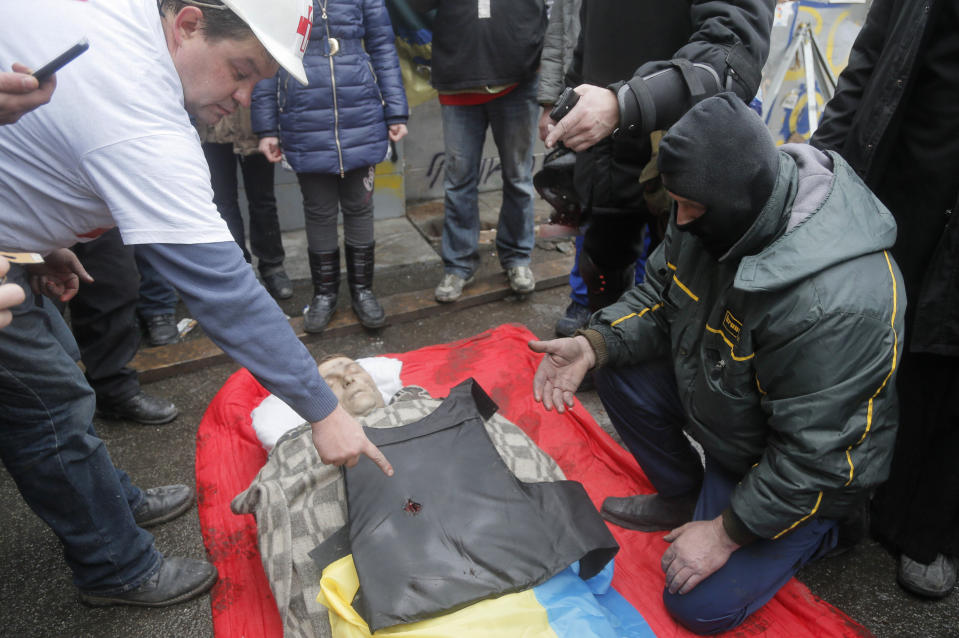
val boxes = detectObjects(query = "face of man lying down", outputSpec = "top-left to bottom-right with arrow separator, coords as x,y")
317,356 -> 386,417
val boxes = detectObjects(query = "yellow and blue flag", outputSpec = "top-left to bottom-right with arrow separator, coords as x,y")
319,556 -> 654,637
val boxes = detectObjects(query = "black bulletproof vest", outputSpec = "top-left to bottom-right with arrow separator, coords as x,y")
311,378 -> 618,632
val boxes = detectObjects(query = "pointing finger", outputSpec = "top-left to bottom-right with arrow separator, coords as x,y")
364,441 -> 394,477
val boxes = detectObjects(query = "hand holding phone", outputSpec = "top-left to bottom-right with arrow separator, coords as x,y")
32,38 -> 89,83
549,87 -> 580,123
0,64 -> 56,125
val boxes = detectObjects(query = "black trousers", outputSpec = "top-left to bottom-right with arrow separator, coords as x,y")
69,228 -> 141,403
575,137 -> 653,271
871,351 -> 959,563
202,143 -> 285,272
297,166 -> 376,253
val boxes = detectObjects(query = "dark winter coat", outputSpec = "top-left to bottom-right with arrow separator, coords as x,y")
568,0 -> 775,212
251,0 -> 409,175
421,0 -> 547,91
585,145 -> 905,540
811,0 -> 959,356
810,0 -> 932,185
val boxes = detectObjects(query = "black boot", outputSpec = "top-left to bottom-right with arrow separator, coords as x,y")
345,242 -> 386,329
579,250 -> 636,312
305,248 -> 340,334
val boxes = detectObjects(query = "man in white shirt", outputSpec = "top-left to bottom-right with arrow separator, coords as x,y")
0,0 -> 391,608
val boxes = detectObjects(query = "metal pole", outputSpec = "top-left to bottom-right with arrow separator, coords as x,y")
802,27 -> 819,133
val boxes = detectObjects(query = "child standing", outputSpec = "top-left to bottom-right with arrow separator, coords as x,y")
252,0 -> 408,333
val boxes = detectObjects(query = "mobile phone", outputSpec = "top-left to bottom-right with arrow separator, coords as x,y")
32,38 -> 89,83
549,87 -> 580,122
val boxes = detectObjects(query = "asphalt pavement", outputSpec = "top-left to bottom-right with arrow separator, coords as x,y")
1,197 -> 956,637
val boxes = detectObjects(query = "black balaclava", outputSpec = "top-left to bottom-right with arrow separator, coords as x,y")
658,92 -> 780,260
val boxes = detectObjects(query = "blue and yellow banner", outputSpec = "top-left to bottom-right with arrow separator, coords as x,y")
319,557 -> 654,637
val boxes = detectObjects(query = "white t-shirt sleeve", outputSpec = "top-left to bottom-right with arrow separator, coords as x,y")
80,133 -> 234,245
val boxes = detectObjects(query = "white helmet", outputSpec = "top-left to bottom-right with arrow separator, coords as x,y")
221,0 -> 312,85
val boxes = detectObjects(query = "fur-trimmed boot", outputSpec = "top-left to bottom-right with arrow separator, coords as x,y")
345,242 -> 386,329
304,248 -> 340,333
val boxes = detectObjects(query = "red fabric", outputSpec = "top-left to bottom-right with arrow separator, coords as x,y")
196,323 -> 871,638
437,83 -> 517,106
196,369 -> 282,638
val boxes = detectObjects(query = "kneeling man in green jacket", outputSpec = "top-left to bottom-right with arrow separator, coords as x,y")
530,92 -> 904,634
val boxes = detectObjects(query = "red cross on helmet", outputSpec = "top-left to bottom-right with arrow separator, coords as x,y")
221,0 -> 312,85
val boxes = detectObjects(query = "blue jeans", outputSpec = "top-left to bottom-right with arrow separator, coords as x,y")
595,361 -> 838,634
440,77 -> 539,277
0,265 -> 160,594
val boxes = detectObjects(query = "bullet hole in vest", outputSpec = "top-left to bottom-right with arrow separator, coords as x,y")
403,498 -> 422,516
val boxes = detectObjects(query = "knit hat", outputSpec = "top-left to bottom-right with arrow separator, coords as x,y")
658,92 -> 779,259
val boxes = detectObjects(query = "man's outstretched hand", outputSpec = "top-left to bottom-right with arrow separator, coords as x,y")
311,404 -> 394,476
529,335 -> 596,413
661,516 -> 740,595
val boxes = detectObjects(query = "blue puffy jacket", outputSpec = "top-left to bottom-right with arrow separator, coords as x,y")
251,0 -> 409,175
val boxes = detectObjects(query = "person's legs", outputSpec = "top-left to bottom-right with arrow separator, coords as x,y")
339,165 -> 376,248
569,235 -> 589,306
581,212 -> 646,311
298,172 -> 342,333
663,456 -> 838,634
0,265 -> 161,594
135,250 -> 179,322
240,151 -> 291,299
439,102 -> 487,279
872,351 -> 959,597
593,361 -> 703,531
69,229 -> 142,404
557,230 -> 653,336
486,77 -> 538,273
69,231 -> 178,423
595,361 -> 704,497
299,171 -> 341,253
555,235 -> 592,337
202,141 -> 249,262
241,152 -> 285,270
135,248 -> 180,347
339,165 -> 384,328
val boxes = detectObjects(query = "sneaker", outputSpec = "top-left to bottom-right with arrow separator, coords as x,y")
898,553 -> 957,599
435,272 -> 475,303
555,301 -> 591,337
144,313 -> 179,347
261,268 -> 293,300
506,265 -> 535,295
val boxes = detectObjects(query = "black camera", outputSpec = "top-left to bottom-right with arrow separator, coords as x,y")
549,87 -> 580,122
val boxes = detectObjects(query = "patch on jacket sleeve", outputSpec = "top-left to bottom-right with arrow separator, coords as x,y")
722,310 -> 743,343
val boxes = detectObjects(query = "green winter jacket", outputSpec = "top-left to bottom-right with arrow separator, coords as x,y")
584,145 -> 905,542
